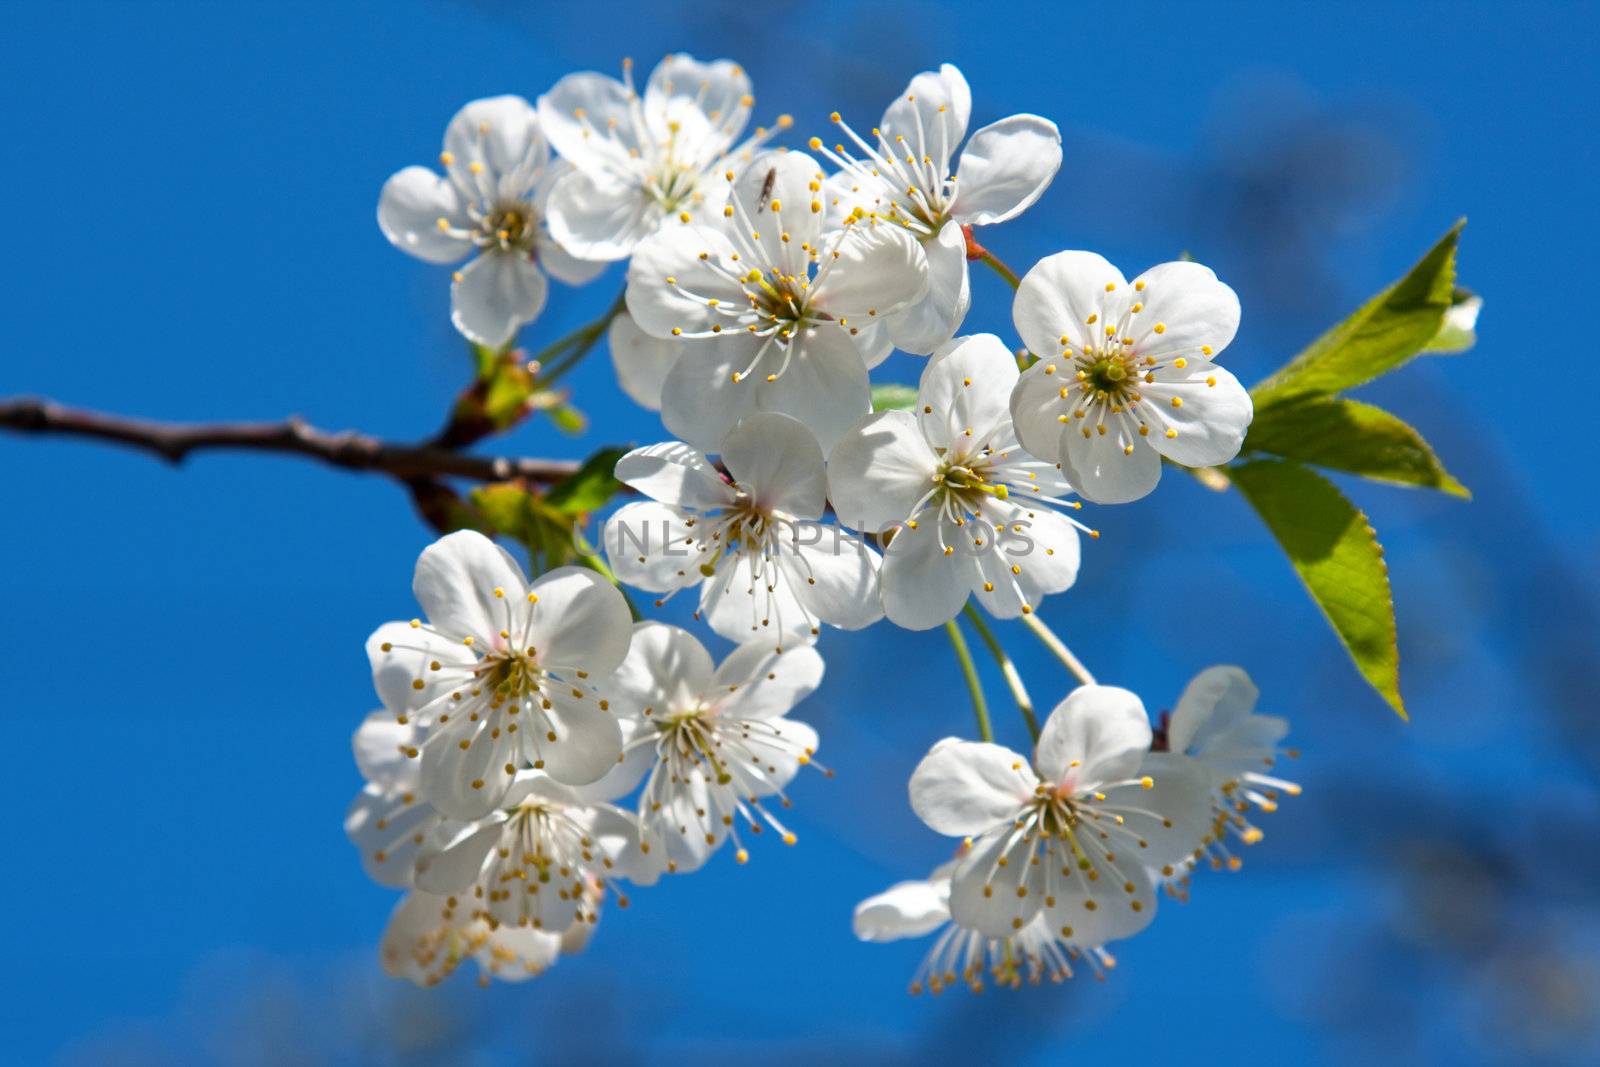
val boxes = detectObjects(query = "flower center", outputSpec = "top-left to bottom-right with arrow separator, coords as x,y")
479,201 -> 537,253
1079,349 -> 1140,403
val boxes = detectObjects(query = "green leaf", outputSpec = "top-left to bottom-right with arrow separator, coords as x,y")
544,447 -> 628,515
1231,460 -> 1406,719
1254,220 -> 1464,401
871,383 -> 919,412
1245,395 -> 1469,498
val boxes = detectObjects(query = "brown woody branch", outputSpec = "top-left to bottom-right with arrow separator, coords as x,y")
0,397 -> 582,485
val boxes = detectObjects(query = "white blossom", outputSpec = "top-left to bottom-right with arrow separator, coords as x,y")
604,412 -> 882,646
626,151 -> 929,451
539,54 -> 790,262
908,685 -> 1210,943
819,63 -> 1062,354
1009,253 -> 1251,503
379,887 -> 595,987
344,711 -> 443,888
1162,665 -> 1299,877
827,333 -> 1084,629
366,530 -> 633,819
854,858 -> 1115,994
411,771 -> 662,936
596,622 -> 825,872
377,96 -> 604,348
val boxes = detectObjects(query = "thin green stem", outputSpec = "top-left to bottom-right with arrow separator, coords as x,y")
1021,612 -> 1097,686
963,604 -> 1039,742
944,618 -> 992,742
533,290 -> 628,385
978,249 -> 1021,291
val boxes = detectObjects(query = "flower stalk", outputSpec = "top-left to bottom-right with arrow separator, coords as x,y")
1021,612 -> 1097,686
962,604 -> 1039,742
943,617 -> 993,743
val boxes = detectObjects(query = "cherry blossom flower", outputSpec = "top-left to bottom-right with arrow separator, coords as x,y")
366,530 -> 633,819
854,858 -> 1115,994
603,412 -> 882,646
1009,253 -> 1251,503
539,54 -> 791,262
379,887 -> 597,987
818,63 -> 1062,354
1162,665 -> 1299,875
626,150 -> 929,451
908,685 -> 1211,943
594,622 -> 825,872
411,771 -> 662,936
344,711 -> 443,888
827,333 -> 1084,629
377,95 -> 603,348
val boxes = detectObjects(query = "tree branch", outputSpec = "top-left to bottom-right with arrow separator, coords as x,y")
0,396 -> 583,484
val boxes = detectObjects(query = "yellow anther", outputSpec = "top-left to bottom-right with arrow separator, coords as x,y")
1153,322 -> 1166,334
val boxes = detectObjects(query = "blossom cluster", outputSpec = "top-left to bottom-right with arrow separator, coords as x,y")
359,55 -> 1296,993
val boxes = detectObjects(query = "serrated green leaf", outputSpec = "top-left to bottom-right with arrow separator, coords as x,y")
544,446 -> 628,515
871,383 -> 919,412
1231,460 -> 1406,719
1254,220 -> 1464,401
1245,395 -> 1469,498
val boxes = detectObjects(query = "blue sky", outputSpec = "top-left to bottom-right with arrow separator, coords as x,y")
3,2 -> 1598,1064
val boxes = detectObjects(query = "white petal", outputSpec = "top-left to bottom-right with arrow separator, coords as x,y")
536,72 -> 637,174
729,151 -> 827,274
523,566 -> 634,674
1039,854 -> 1157,946
917,333 -> 1019,451
344,783 -> 440,888
413,530 -> 529,642
377,166 -> 471,264
784,532 -> 884,631
950,115 -> 1062,226
698,551 -> 811,645
624,224 -> 746,338
524,684 -> 625,786
420,706 -> 521,818
546,168 -> 658,263
573,803 -> 665,885
1105,753 -> 1213,867
811,221 -> 929,320
825,410 -> 941,533
608,311 -> 682,410
610,621 -> 716,716
1012,250 -> 1125,359
604,500 -> 702,593
1128,261 -> 1241,357
1059,421 -> 1164,505
908,738 -> 1036,837
352,710 -> 423,789
948,828 -> 1042,937
658,337 -> 764,452
851,876 -> 947,940
569,718 -> 655,803
1167,665 -> 1260,755
714,641 -> 825,719
881,63 -> 971,169
451,251 -> 548,348
444,96 -> 547,196
885,221 -> 971,356
719,412 -> 827,518
1140,361 -> 1253,468
643,54 -> 751,156
613,439 -> 733,510
879,513 -> 974,630
366,622 -> 473,717
970,502 -> 1080,618
412,816 -> 504,894
1034,685 -> 1153,790
853,877 -> 950,942
754,325 -> 872,453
